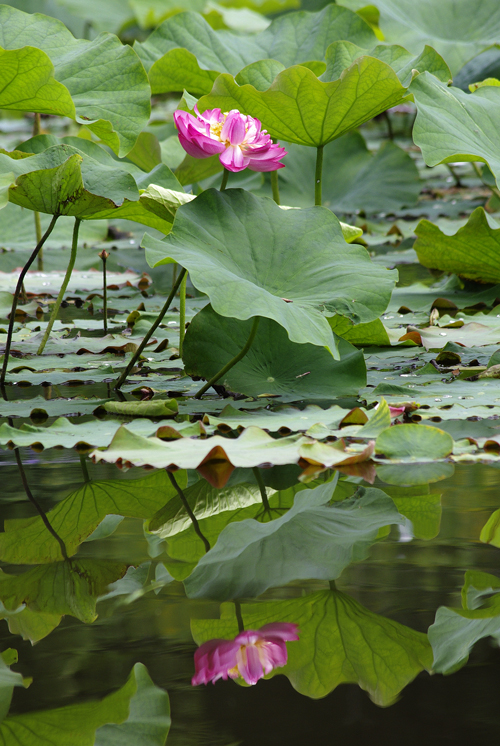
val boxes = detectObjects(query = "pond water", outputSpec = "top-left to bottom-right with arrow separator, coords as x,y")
2,436 -> 500,745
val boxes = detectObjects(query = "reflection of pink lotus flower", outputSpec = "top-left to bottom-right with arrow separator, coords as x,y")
192,623 -> 299,686
174,107 -> 287,173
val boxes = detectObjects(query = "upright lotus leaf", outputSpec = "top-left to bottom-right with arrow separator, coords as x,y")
323,41 -> 451,86
414,207 -> 500,283
0,650 -> 27,724
0,663 -> 158,746
197,57 -> 410,147
350,0 -> 500,76
259,133 -> 420,213
144,189 -> 397,354
0,5 -> 151,156
429,570 -> 500,673
184,484 -> 405,600
0,470 -> 187,565
191,589 -> 432,704
0,559 -> 127,641
183,304 -> 366,399
0,46 -> 75,117
135,5 -> 376,94
454,47 -> 500,91
410,72 -> 500,187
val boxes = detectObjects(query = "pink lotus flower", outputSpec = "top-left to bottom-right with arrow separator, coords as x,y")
174,107 -> 287,173
192,622 -> 299,686
389,405 -> 406,419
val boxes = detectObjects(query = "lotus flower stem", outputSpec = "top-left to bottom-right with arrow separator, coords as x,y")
271,170 -> 280,205
99,249 -> 109,334
167,470 -> 210,553
178,270 -> 187,357
220,168 -> 229,191
37,218 -> 81,355
315,145 -> 324,206
252,467 -> 271,512
234,600 -> 245,633
34,210 -> 44,271
0,214 -> 58,387
114,266 -> 187,389
194,315 -> 261,399
15,445 -> 68,561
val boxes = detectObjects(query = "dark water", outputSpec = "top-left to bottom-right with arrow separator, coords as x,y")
1,444 -> 500,745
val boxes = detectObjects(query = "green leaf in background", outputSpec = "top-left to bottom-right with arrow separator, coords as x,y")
411,72 -> 500,187
0,471 -> 187,564
94,663 -> 171,746
0,46 -> 75,117
375,424 -> 454,461
0,663 -> 164,746
135,5 -> 376,94
183,305 -> 366,399
145,189 -> 397,353
414,207 -> 500,284
197,58 -> 409,147
0,559 -> 126,641
0,173 -> 14,211
0,202 -> 107,247
184,484 -> 404,599
0,4 -> 150,156
480,506 -> 500,548
0,649 -> 27,724
323,41 -> 451,86
191,588 -> 432,704
429,570 -> 500,673
258,133 -> 420,213
389,490 -> 442,540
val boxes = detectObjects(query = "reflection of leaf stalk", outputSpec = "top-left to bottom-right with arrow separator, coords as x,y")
252,467 -> 270,512
79,454 -> 90,483
14,447 -> 69,561
37,218 -> 81,355
99,249 -> 109,334
114,267 -> 187,389
271,170 -> 280,205
167,471 -> 210,553
194,315 -> 261,398
0,214 -> 59,388
315,145 -> 324,206
234,600 -> 244,632
178,270 -> 187,357
220,169 -> 229,191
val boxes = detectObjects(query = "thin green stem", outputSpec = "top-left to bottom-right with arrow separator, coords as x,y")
34,211 -> 44,271
234,600 -> 244,633
167,471 -> 210,553
315,145 -> 324,206
99,250 -> 109,334
178,270 -> 187,358
171,262 -> 178,292
194,316 -> 261,399
270,170 -> 280,205
79,454 -> 90,483
37,218 -> 81,355
472,161 -> 500,200
220,169 -> 229,191
114,267 -> 187,389
1,214 -> 58,387
252,467 -> 270,512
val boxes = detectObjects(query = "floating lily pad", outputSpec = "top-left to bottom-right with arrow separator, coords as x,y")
375,424 -> 454,461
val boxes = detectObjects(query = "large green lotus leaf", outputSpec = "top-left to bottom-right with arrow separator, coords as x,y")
324,40 -> 451,86
182,304 -> 366,400
191,589 -> 432,704
160,486 -> 305,580
0,46 -> 75,117
0,559 -> 126,642
0,470 -> 187,564
184,484 -> 404,599
414,207 -> 500,284
94,663 -> 171,746
351,0 -> 500,76
375,424 -> 454,461
197,58 -> 409,147
144,189 -> 397,352
0,5 -> 150,156
429,570 -> 500,673
0,663 -> 159,746
454,47 -> 500,91
135,5 -> 376,94
91,425 -> 311,470
410,72 -> 500,187
258,132 -> 420,213
0,651 -> 26,724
